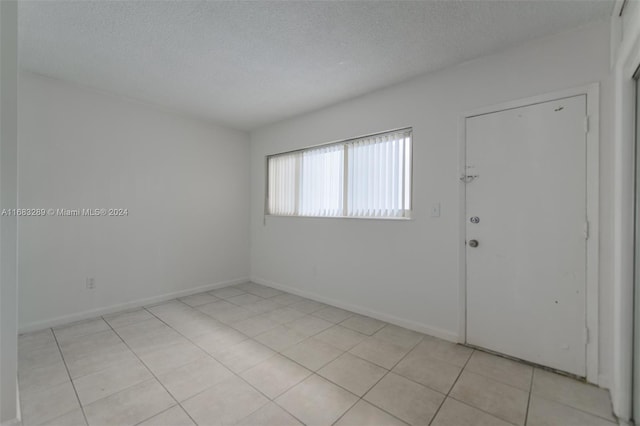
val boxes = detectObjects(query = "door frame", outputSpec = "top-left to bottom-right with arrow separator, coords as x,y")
457,83 -> 600,384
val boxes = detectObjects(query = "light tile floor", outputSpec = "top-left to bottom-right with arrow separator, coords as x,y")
19,282 -> 616,426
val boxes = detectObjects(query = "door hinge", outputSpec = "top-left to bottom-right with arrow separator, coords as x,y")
584,220 -> 589,240
585,116 -> 590,133
584,327 -> 590,344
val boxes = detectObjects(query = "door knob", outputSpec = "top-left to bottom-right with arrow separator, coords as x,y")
468,239 -> 479,248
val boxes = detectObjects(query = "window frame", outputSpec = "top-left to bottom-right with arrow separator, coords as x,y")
264,127 -> 413,220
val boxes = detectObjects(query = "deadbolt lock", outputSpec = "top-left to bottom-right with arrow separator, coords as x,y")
468,239 -> 479,248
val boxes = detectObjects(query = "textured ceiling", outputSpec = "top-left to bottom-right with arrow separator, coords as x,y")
19,1 -> 612,130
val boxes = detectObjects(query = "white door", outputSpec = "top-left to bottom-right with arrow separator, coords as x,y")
465,95 -> 587,376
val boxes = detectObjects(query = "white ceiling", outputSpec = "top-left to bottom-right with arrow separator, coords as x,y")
19,1 -> 612,130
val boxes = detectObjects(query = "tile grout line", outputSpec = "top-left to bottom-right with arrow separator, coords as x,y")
162,289 -> 431,426
132,405 -> 182,426
164,289 -> 409,425
426,347 -> 475,426
527,393 -> 618,424
330,332 -> 427,426
160,294 -> 361,425
140,305 -> 308,426
50,327 -> 91,426
102,316 -> 201,426
523,368 -> 535,425
439,348 -> 524,426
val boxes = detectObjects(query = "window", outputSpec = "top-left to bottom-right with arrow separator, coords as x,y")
267,128 -> 412,218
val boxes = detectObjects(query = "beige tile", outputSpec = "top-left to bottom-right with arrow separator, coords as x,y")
235,402 -> 303,426
411,335 -> 473,367
261,307 -> 307,324
83,379 -> 174,426
282,338 -> 344,371
314,325 -> 367,351
255,325 -> 308,352
340,315 -> 386,335
290,300 -> 327,314
276,375 -> 358,426
191,326 -> 248,356
59,330 -> 122,361
209,286 -> 246,299
19,343 -> 63,370
286,315 -> 333,336
364,373 -> 444,426
241,354 -> 312,398
40,408 -> 87,426
158,309 -> 207,327
270,294 -> 306,306
138,405 -> 195,426
195,299 -> 238,316
527,395 -> 617,426
138,340 -> 206,376
208,305 -> 257,324
114,318 -> 170,341
179,292 -> 219,307
21,380 -> 80,426
169,316 -> 226,339
335,400 -> 408,426
146,299 -> 192,313
532,369 -> 615,421
18,358 -> 69,393
53,319 -> 110,343
431,398 -> 513,426
19,329 -> 57,352
450,370 -> 528,425
125,330 -> 187,356
373,325 -> 423,349
126,329 -> 189,356
214,339 -> 275,373
182,375 -> 268,425
227,293 -> 264,306
243,299 -> 286,314
73,357 -> 152,406
244,286 -> 285,298
117,319 -> 185,353
349,337 -> 410,369
154,311 -> 204,326
392,347 -> 461,393
312,306 -> 354,323
465,351 -> 532,391
231,315 -> 281,337
157,356 -> 233,401
318,353 -> 387,396
65,342 -> 138,379
103,309 -> 154,328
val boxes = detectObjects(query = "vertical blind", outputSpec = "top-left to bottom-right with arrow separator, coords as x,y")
267,128 -> 411,218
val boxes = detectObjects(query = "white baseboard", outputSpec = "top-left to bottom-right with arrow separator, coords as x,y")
18,277 -> 250,333
251,276 -> 459,342
598,373 -> 611,390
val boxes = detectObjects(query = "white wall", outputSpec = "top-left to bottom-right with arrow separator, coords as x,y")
0,1 -> 19,424
18,73 -> 250,331
250,20 -> 615,386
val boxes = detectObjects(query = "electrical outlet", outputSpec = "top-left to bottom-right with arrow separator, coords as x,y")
86,277 -> 95,290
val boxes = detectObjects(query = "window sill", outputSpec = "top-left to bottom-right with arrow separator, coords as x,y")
264,214 -> 412,221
